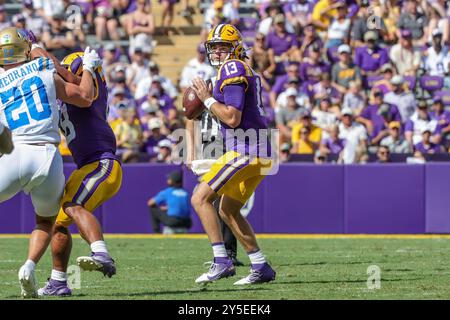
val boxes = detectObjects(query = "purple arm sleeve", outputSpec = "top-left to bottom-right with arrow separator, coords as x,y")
223,83 -> 246,111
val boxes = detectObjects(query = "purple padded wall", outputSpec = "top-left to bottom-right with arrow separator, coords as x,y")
345,165 -> 425,233
425,163 -> 450,233
3,163 -> 450,234
263,164 -> 345,233
102,164 -> 180,233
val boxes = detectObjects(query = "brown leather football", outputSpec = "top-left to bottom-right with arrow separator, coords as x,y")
182,87 -> 205,120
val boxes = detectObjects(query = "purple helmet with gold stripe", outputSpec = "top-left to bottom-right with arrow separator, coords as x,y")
61,51 -> 84,76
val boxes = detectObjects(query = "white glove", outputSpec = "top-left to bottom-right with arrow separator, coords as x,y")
191,159 -> 216,176
31,43 -> 42,51
82,46 -> 102,76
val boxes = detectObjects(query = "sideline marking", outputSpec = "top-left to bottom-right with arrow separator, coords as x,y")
1,234 -> 450,239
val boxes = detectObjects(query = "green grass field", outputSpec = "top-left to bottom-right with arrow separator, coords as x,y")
1,235 -> 450,300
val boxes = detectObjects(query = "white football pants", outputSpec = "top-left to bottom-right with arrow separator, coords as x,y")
0,143 -> 65,217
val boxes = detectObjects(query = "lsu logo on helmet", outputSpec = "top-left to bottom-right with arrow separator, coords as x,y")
61,52 -> 85,76
205,24 -> 247,67
62,51 -> 105,81
0,27 -> 31,66
61,51 -> 105,100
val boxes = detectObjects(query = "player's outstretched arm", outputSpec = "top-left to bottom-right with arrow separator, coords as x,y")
54,72 -> 95,108
54,47 -> 101,108
31,46 -> 80,84
0,123 -> 14,155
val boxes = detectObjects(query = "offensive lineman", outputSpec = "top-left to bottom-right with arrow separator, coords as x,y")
37,51 -> 122,296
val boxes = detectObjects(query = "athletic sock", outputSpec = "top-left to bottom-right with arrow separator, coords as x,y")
51,269 -> 67,282
90,240 -> 109,254
211,242 -> 228,262
248,250 -> 266,265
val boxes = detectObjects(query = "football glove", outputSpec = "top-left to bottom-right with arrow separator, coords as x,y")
82,46 -> 102,76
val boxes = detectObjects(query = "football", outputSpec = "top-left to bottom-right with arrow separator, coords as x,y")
182,86 -> 205,120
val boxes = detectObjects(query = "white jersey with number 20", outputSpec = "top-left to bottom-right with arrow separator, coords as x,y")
0,57 -> 60,145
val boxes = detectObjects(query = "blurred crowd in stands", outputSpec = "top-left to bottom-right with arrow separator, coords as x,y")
2,0 -> 450,164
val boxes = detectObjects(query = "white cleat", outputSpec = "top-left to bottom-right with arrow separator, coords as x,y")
76,256 -> 102,271
18,265 -> 38,299
76,253 -> 116,278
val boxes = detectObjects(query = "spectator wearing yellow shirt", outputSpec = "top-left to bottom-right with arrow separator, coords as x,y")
311,0 -> 340,32
114,107 -> 144,163
291,110 -> 323,154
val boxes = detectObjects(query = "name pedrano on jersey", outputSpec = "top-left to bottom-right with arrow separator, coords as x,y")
0,57 -> 60,145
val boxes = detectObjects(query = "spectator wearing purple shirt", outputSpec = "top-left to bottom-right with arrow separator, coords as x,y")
299,44 -> 331,86
144,118 -> 168,157
136,78 -> 177,121
270,63 -> 301,108
414,128 -> 444,154
354,31 -> 389,75
266,13 -> 299,75
430,96 -> 450,145
321,125 -> 345,155
357,89 -> 402,145
311,73 -> 341,107
373,64 -> 394,95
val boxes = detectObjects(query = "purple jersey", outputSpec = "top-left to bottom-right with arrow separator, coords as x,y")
414,142 -> 442,154
354,46 -> 390,72
60,70 -> 118,168
360,103 -> 402,139
430,110 -> 450,131
265,31 -> 299,57
214,59 -> 270,157
300,61 -> 330,84
323,137 -> 345,154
